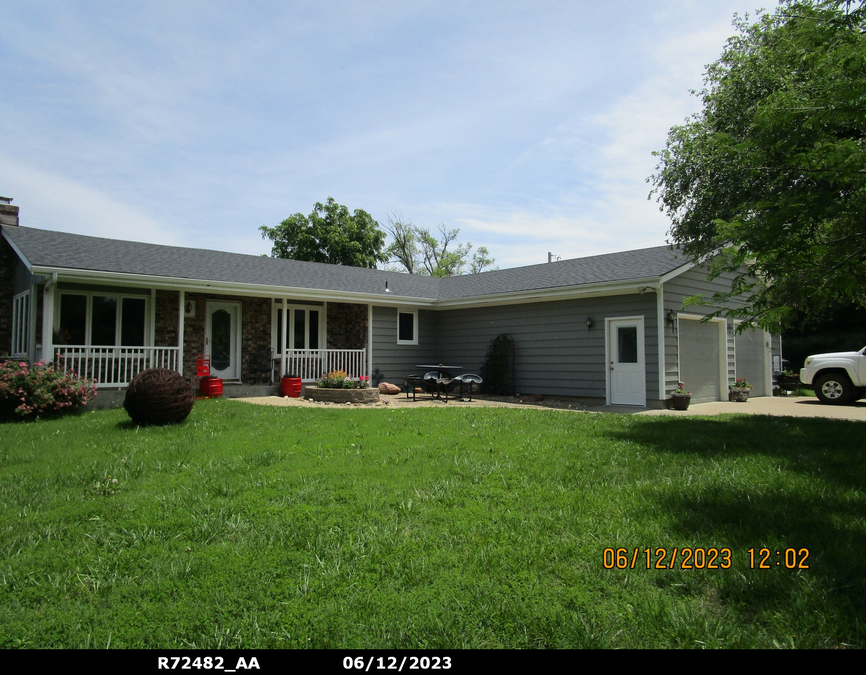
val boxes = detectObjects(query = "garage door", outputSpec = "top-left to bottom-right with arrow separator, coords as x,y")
736,329 -> 767,397
679,319 -> 722,403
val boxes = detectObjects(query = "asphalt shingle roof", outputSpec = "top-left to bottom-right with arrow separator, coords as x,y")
3,225 -> 690,303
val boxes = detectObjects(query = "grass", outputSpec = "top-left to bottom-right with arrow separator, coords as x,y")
0,399 -> 864,649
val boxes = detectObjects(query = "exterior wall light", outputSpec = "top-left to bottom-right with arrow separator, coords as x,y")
666,310 -> 678,331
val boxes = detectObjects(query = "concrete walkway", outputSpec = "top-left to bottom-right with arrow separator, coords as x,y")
236,393 -> 866,422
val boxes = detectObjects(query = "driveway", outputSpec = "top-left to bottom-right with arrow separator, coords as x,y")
636,395 -> 866,422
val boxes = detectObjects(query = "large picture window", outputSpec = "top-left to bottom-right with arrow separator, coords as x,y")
56,292 -> 148,346
273,302 -> 322,351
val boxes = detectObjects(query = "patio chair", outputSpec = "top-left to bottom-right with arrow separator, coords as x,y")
250,348 -> 274,385
452,373 -> 483,401
403,374 -> 427,401
423,371 -> 455,401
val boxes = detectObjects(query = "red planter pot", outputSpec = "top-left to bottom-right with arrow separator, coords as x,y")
281,377 -> 302,397
199,376 -> 223,397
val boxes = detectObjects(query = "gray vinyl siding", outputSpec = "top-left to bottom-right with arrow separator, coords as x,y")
663,264 -> 738,397
371,306 -> 438,384
433,293 -> 660,401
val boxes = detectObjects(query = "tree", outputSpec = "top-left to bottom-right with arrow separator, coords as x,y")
649,0 -> 866,332
260,197 -> 387,268
384,214 -> 498,276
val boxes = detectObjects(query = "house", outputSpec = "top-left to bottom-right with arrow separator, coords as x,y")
0,205 -> 780,408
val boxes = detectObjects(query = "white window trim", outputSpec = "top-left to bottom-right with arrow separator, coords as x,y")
271,300 -> 325,351
12,291 -> 30,357
397,309 -> 418,345
54,291 -> 151,347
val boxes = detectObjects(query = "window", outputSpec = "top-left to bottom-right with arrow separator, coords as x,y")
12,291 -> 30,357
397,310 -> 418,345
56,292 -> 148,346
273,302 -> 322,351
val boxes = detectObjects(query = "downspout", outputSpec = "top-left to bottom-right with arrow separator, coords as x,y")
656,280 -> 666,401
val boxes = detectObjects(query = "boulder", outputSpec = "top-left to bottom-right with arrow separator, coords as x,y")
378,382 -> 401,395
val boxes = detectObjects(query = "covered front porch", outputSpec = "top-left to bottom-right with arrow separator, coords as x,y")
42,283 -> 371,388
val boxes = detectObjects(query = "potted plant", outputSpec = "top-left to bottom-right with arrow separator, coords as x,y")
729,377 -> 752,402
280,373 -> 303,397
776,370 -> 801,392
670,382 -> 691,410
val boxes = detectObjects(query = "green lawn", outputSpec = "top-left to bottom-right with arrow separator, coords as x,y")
0,399 -> 863,649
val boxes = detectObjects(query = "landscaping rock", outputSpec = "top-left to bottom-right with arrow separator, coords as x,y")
378,382 -> 401,395
124,368 -> 195,426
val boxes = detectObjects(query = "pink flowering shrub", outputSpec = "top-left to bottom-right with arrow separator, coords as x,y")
0,360 -> 97,419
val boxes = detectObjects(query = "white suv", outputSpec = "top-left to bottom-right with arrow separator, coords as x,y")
799,347 -> 866,405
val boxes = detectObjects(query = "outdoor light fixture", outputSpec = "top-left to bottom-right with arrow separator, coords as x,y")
586,316 -> 594,331
666,309 -> 678,330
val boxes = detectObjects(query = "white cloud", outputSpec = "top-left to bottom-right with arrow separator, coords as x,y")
0,156 -> 186,246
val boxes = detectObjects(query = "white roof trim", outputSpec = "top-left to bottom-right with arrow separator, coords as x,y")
32,265 -> 672,310
432,277 -> 662,309
31,266 -> 438,307
659,259 -> 698,283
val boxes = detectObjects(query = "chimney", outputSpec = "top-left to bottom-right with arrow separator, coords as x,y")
0,197 -> 19,226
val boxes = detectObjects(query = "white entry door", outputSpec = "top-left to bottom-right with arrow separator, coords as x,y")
206,301 -> 241,381
608,318 -> 646,406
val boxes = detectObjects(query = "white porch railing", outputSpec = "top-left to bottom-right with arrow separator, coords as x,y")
55,346 -> 180,387
280,349 -> 367,381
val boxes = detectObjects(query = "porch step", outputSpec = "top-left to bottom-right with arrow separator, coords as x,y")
220,383 -> 280,399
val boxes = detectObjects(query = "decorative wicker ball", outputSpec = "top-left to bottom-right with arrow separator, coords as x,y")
124,368 -> 195,426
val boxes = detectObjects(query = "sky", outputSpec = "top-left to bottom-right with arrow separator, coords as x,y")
1,1 -> 768,270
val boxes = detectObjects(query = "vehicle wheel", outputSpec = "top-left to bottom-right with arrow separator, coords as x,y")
814,373 -> 853,405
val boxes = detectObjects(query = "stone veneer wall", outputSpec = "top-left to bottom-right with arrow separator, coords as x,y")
327,302 -> 368,350
181,293 -> 271,384
0,236 -> 14,354
154,290 -> 180,348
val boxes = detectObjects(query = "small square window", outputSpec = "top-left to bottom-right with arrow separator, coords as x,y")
398,311 -> 417,345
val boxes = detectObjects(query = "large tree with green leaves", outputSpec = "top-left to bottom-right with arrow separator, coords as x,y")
260,197 -> 387,268
650,0 -> 866,331
384,214 -> 497,276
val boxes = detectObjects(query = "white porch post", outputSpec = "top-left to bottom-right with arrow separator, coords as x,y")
367,304 -> 373,380
41,275 -> 56,364
281,297 -> 288,377
178,290 -> 185,376
28,282 -> 38,362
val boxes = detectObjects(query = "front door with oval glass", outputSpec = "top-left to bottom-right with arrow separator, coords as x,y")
205,301 -> 241,381
608,318 -> 646,406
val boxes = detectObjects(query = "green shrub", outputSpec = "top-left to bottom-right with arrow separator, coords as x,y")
0,360 -> 97,419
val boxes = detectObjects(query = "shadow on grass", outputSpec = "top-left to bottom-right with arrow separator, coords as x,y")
607,416 -> 866,644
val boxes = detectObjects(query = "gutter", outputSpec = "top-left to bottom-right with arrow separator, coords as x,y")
28,266 -> 439,308
29,269 -> 678,310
